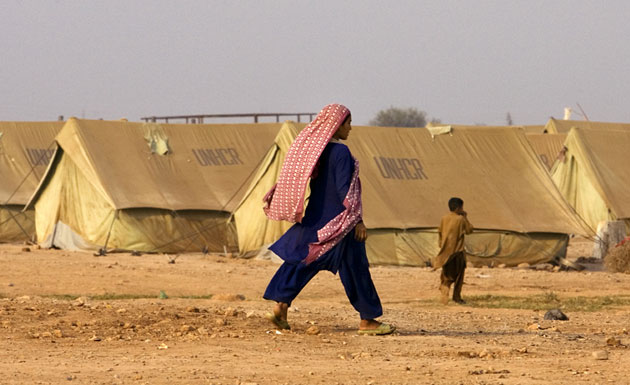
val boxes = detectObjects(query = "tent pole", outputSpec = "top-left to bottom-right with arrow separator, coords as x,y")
96,210 -> 119,256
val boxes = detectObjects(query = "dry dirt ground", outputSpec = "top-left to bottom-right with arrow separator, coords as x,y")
1,237 -> 630,385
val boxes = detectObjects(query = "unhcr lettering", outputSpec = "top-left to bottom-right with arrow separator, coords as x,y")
26,148 -> 55,166
374,156 -> 428,180
192,148 -> 243,166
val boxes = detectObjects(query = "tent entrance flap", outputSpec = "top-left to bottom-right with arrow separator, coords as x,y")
44,221 -> 98,250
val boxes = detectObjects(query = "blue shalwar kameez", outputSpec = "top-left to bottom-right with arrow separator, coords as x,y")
263,142 -> 383,320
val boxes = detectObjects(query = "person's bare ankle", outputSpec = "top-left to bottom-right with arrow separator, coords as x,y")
359,319 -> 381,330
274,302 -> 288,321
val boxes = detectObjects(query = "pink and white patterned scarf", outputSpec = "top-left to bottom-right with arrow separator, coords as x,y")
263,103 -> 363,264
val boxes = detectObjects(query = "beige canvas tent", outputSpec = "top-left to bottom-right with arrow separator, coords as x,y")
545,118 -> 630,133
551,127 -> 630,234
521,125 -> 547,134
525,133 -> 567,169
0,121 -> 63,242
234,123 -> 591,266
28,118 -> 281,253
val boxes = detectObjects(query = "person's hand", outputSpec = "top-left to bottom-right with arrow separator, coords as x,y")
355,221 -> 368,242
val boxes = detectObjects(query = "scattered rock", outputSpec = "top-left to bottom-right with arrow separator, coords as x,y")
89,335 -> 101,342
592,350 -> 608,360
180,325 -> 196,333
245,310 -> 256,318
497,263 -> 507,268
224,307 -> 238,317
527,323 -> 540,331
517,263 -> 530,269
534,263 -> 553,271
544,309 -> 569,321
306,326 -> 321,335
73,297 -> 87,307
185,306 -> 199,313
606,337 -> 623,347
213,293 -> 246,301
53,329 -> 63,338
215,318 -> 227,326
21,247 -> 31,252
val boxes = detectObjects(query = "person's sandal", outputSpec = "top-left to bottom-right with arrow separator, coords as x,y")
357,322 -> 396,335
265,312 -> 291,330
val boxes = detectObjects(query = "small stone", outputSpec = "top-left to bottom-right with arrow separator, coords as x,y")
516,347 -> 528,353
21,247 -> 31,252
53,329 -> 63,338
180,325 -> 195,333
186,306 -> 199,313
90,335 -> 101,342
497,263 -> 507,268
224,307 -> 238,317
245,311 -> 256,318
215,318 -> 227,326
606,337 -> 622,347
73,297 -> 87,307
517,262 -> 530,269
116,308 -> 127,314
592,350 -> 608,360
41,331 -> 52,338
306,326 -> 321,335
527,323 -> 540,331
213,293 -> 246,301
544,309 -> 569,321
478,349 -> 490,358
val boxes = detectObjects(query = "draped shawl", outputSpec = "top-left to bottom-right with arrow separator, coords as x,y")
263,103 -> 363,263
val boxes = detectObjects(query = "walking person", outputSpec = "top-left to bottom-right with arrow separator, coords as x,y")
262,103 -> 394,335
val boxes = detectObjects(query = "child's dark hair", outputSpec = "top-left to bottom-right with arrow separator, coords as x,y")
448,197 -> 464,212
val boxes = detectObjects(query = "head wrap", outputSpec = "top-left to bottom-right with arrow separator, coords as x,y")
263,103 -> 350,222
263,103 -> 363,264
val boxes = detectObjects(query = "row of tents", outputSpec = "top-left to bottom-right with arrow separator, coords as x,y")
1,117 -> 629,266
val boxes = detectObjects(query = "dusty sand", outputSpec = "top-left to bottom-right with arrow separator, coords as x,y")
1,237 -> 630,385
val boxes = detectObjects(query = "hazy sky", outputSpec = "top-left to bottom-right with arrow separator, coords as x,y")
2,0 -> 629,125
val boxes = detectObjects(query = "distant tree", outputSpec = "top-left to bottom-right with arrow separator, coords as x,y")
369,107 -> 431,128
506,112 -> 513,126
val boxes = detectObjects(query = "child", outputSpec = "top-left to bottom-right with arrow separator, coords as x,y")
434,197 -> 473,305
